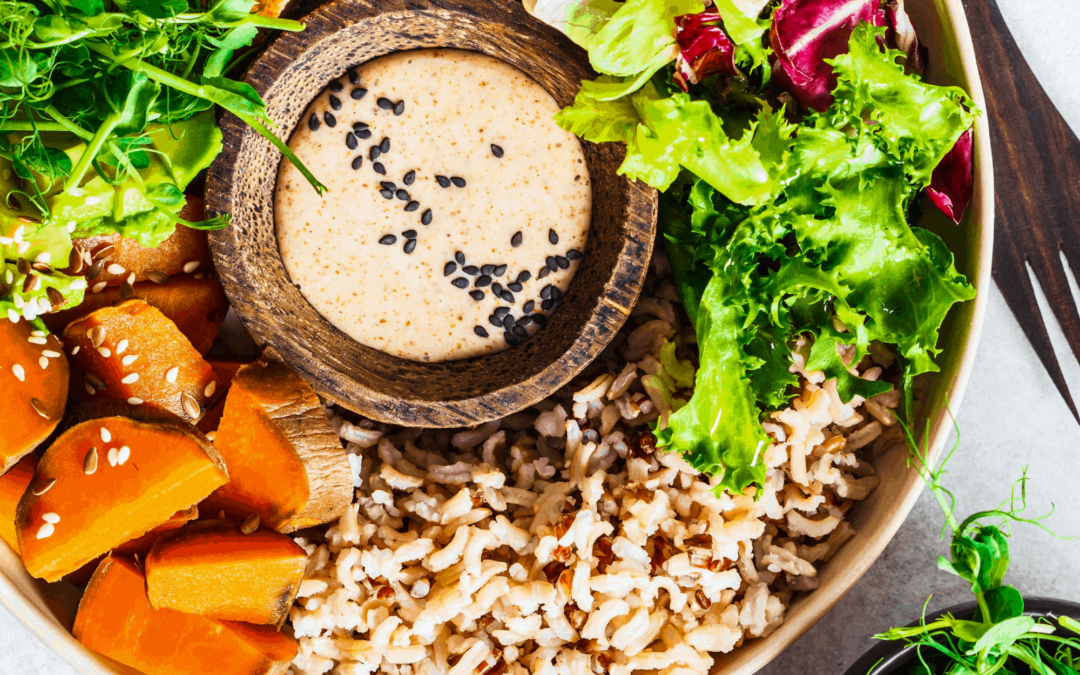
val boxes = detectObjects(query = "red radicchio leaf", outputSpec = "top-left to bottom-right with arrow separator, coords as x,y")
927,127 -> 974,224
885,0 -> 927,74
770,0 -> 886,111
673,13 -> 738,92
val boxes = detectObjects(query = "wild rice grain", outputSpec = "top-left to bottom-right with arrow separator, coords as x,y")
379,234 -> 397,245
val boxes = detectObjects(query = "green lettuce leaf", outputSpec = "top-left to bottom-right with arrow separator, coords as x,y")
588,0 -> 704,77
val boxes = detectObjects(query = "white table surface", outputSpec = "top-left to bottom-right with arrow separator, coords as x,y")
3,1 -> 1079,673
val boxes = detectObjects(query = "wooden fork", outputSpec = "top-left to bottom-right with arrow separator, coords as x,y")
962,0 -> 1080,420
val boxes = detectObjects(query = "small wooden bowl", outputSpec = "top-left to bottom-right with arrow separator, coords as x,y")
205,0 -> 657,427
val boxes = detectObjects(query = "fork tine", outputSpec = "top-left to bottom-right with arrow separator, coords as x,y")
993,249 -> 1080,422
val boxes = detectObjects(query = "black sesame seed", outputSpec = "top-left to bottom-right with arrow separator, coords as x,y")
492,283 -> 503,296
330,95 -> 342,110
393,100 -> 405,115
489,314 -> 503,327
404,239 -> 416,254
324,111 -> 336,127
405,201 -> 419,212
373,162 -> 386,174
474,326 -> 489,338
377,97 -> 393,109
541,285 -> 553,300
450,176 -> 466,188
516,270 -> 531,284
357,129 -> 372,140
505,332 -> 520,346
380,137 -> 390,153
481,264 -> 495,275
353,122 -> 369,131
512,325 -> 528,338
532,312 -> 548,326
494,307 -> 510,319
556,255 -> 570,269
436,175 -> 451,188
402,229 -> 417,240
523,300 -> 535,313
517,315 -> 534,327
351,156 -> 363,170
566,248 -> 583,260
538,267 -> 551,280
444,262 -> 457,276
396,189 -> 409,201
346,132 -> 357,150
546,256 -> 557,272
421,209 -> 433,225
463,265 -> 479,275
347,69 -> 359,85
491,144 -> 504,158
508,282 -> 523,292
493,264 -> 507,277
329,80 -> 343,92
541,298 -> 554,310
308,114 -> 320,131
370,146 -> 381,161
501,291 -> 515,303
475,275 -> 492,288
502,315 -> 515,331
551,287 -> 564,301
403,170 -> 415,186
380,189 -> 394,199
455,251 -> 466,265
511,231 -> 523,247
469,290 -> 485,301
379,234 -> 397,245
380,181 -> 396,191
549,229 -> 559,245
452,277 -> 469,289
351,88 -> 368,100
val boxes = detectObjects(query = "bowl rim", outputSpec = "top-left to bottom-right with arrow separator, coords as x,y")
203,0 -> 658,428
0,0 -> 993,672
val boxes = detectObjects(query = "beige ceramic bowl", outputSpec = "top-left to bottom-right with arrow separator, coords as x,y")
0,0 -> 992,672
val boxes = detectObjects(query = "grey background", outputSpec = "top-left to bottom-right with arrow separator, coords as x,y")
2,0 -> 1078,672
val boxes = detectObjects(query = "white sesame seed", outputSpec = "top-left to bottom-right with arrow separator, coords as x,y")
0,236 -> 11,245
12,364 -> 25,382
107,448 -> 118,467
30,330 -> 45,337
122,355 -> 138,366
116,339 -> 129,354
41,512 -> 60,524
85,382 -> 96,396
27,336 -> 47,345
117,446 -> 130,466
127,397 -> 143,406
106,264 -> 125,275
85,196 -> 101,205
6,309 -> 18,323
38,356 -> 48,370
72,346 -> 80,356
127,272 -> 136,285
121,373 -> 139,384
91,281 -> 107,294
42,350 -> 61,358
70,278 -> 87,290
97,347 -> 111,358
22,306 -> 36,321
34,252 -> 51,265
165,366 -> 179,383
35,523 -> 54,540
204,381 -> 217,397
206,431 -> 217,442
13,226 -> 24,242
66,222 -> 76,233
183,260 -> 201,274
100,427 -> 111,443
17,241 -> 29,255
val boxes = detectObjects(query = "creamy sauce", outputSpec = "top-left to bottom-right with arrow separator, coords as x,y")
275,50 -> 591,362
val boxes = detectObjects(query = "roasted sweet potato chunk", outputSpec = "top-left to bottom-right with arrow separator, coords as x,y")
146,520 -> 307,626
73,224 -> 211,289
74,556 -> 296,675
17,416 -> 228,582
0,455 -> 37,552
63,299 -> 221,422
0,319 -> 68,472
198,357 -> 256,434
46,274 -> 227,354
202,360 -> 352,533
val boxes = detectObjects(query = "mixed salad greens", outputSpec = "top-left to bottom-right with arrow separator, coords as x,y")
868,427 -> 1079,675
542,0 -> 979,493
0,0 -> 319,327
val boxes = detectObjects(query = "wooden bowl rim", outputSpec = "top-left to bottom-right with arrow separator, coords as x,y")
204,0 -> 658,428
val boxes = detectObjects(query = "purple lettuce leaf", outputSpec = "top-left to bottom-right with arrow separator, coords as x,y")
673,13 -> 738,91
927,127 -> 974,224
885,0 -> 927,74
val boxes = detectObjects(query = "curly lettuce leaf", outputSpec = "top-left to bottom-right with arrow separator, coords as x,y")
588,0 -> 704,77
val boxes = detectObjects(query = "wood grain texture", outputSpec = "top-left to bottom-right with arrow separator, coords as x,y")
205,0 -> 658,428
963,0 -> 1080,420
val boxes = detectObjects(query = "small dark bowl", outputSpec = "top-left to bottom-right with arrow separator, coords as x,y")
205,0 -> 657,427
844,597 -> 1080,675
